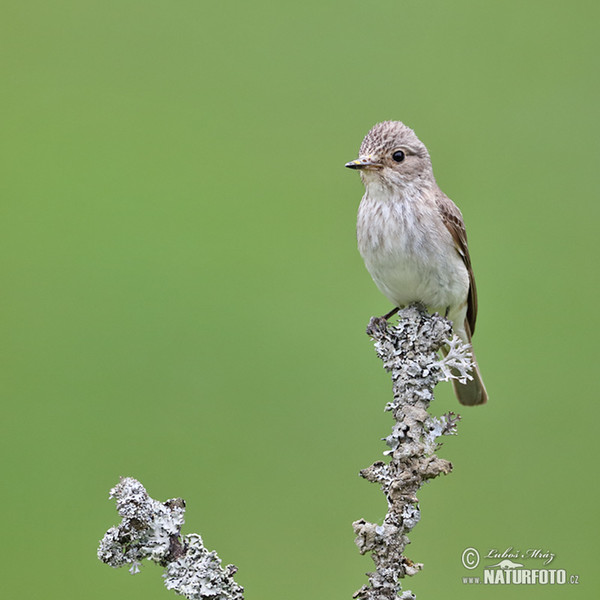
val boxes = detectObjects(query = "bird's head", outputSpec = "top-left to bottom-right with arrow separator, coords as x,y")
345,121 -> 434,190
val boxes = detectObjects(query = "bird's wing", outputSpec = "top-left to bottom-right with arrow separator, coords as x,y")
436,192 -> 478,335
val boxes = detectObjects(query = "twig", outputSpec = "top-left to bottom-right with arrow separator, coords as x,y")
97,477 -> 244,600
352,304 -> 473,600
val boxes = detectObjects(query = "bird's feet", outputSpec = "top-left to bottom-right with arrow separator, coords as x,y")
366,307 -> 400,337
366,316 -> 387,337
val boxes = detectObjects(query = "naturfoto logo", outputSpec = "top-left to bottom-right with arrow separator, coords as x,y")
461,546 -> 579,586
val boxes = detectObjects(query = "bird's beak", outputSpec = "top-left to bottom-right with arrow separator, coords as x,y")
344,156 -> 382,170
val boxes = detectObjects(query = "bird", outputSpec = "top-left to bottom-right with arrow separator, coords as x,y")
346,121 -> 487,405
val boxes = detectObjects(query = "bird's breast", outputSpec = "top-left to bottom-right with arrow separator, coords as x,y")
356,187 -> 469,311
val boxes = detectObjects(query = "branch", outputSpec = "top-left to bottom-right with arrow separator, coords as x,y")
97,305 -> 473,600
352,304 -> 474,600
98,477 -> 244,600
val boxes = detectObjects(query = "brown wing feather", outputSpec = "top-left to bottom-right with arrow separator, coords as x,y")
435,191 -> 478,335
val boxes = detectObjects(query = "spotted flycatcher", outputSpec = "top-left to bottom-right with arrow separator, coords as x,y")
346,121 -> 487,405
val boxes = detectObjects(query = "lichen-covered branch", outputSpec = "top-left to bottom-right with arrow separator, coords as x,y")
98,305 -> 471,600
352,304 -> 474,600
98,477 -> 243,600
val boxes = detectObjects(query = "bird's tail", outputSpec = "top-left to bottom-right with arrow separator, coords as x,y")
444,319 -> 488,406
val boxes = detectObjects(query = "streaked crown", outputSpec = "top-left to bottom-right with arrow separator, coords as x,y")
359,121 -> 429,159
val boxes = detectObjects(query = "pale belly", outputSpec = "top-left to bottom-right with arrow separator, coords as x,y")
362,247 -> 468,313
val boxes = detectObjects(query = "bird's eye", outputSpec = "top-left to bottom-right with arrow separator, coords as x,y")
392,150 -> 405,163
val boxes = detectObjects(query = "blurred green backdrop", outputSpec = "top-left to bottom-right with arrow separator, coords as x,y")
1,1 -> 597,598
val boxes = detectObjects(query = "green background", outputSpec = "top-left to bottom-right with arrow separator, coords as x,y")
1,1 -> 597,598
